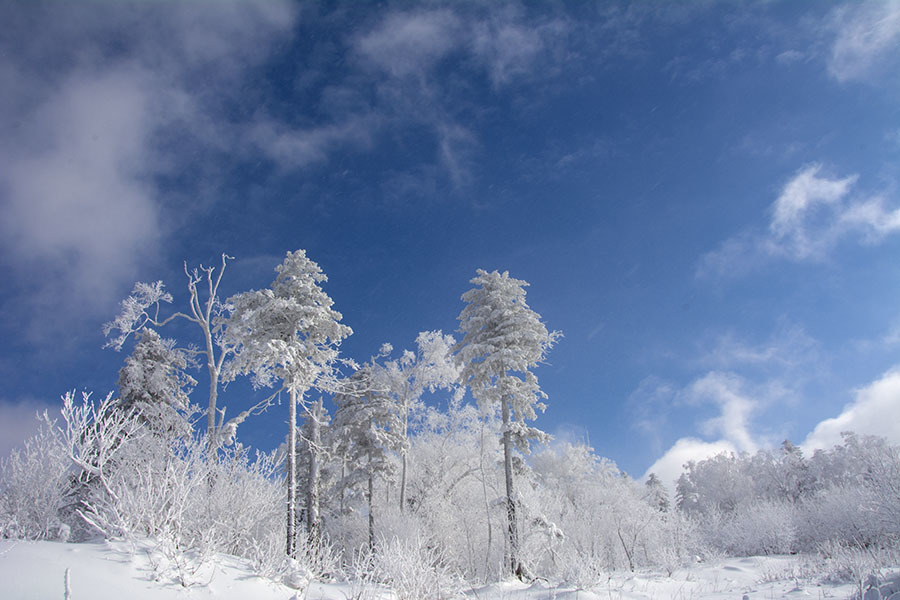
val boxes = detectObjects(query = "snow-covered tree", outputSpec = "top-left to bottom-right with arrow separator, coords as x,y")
404,399 -> 505,579
645,473 -> 670,513
104,255 -> 254,456
117,328 -> 197,441
454,269 -> 561,577
221,250 -> 352,557
331,358 -> 404,550
382,330 -> 461,512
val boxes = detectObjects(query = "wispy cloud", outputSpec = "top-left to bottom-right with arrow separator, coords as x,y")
470,8 -> 568,89
826,2 -> 900,84
627,376 -> 677,457
684,372 -> 762,455
345,6 -> 572,188
698,163 -> 900,278
354,10 -> 463,78
767,164 -> 858,258
697,323 -> 820,373
636,322 -> 815,489
1,68 -> 163,305
249,114 -> 381,171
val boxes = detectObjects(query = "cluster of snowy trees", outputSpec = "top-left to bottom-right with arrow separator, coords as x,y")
677,436 -> 900,557
2,249 -> 899,592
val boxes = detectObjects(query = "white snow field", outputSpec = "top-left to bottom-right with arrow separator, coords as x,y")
4,539 -> 898,600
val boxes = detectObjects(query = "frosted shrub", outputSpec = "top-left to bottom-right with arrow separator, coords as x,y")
201,445 -> 283,556
797,485 -> 882,551
819,539 -> 898,599
644,511 -> 699,576
374,504 -> 424,546
0,414 -> 71,540
718,499 -> 797,556
372,534 -> 462,600
557,544 -> 607,589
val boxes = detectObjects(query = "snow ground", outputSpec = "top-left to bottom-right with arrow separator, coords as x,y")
0,539 -> 891,600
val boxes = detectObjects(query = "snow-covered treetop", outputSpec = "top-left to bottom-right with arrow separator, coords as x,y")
221,250 -> 352,395
103,281 -> 173,351
382,330 -> 462,414
454,269 -> 561,432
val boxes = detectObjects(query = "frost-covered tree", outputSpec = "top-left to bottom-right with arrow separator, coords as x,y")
221,250 -> 352,557
331,358 -> 404,550
404,399 -> 505,579
645,473 -> 670,513
454,269 -> 561,577
382,331 -> 461,512
104,255 -> 253,456
117,328 -> 197,441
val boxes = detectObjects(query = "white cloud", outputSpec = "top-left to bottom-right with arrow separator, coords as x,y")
768,164 -> 857,257
803,366 -> 900,452
684,372 -> 760,455
0,3 -> 298,338
470,8 -> 568,89
695,231 -> 770,280
354,10 -> 463,78
1,68 -> 163,308
827,3 -> 900,83
698,163 -> 900,278
838,196 -> 900,240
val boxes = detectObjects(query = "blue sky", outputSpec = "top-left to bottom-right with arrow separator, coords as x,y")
2,1 -> 900,488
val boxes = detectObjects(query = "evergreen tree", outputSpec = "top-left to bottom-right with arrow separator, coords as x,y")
222,250 -> 352,557
117,328 -> 197,441
644,473 -> 670,512
331,359 -> 404,549
454,269 -> 561,577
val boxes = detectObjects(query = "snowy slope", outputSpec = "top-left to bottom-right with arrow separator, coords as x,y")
0,539 -> 891,600
0,539 -> 356,600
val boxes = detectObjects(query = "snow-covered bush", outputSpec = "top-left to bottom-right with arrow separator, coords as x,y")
796,485 -> 882,551
0,413 -> 71,541
717,499 -> 797,556
371,535 -> 463,600
5,390 -> 296,581
819,539 -> 900,599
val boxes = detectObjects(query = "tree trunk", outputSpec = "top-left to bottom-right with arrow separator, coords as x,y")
340,457 -> 346,515
501,393 -> 518,577
306,401 -> 321,550
479,419 -> 493,579
286,387 -> 298,557
399,382 -> 409,512
367,457 -> 375,551
203,323 -> 219,462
